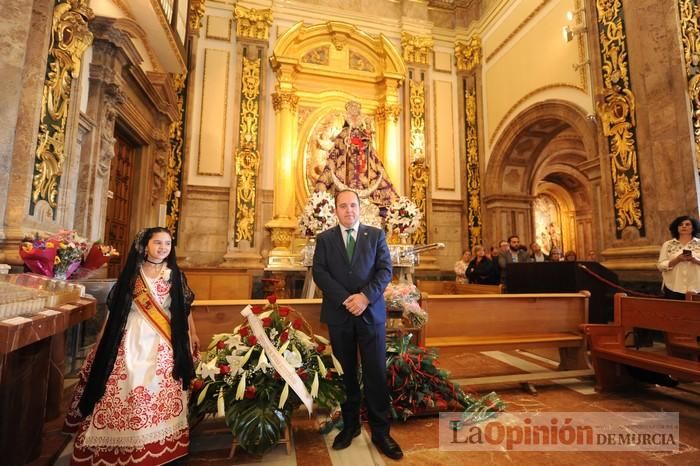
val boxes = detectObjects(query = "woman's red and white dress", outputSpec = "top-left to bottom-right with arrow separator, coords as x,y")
64,267 -> 189,465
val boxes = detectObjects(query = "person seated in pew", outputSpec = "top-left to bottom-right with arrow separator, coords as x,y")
466,245 -> 500,285
549,248 -> 563,262
454,249 -> 471,284
564,250 -> 578,262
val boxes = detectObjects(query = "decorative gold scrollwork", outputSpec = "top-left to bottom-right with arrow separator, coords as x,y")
165,73 -> 187,242
302,46 -> 330,65
376,103 -> 401,123
349,49 -> 375,72
408,79 -> 428,244
233,4 -> 272,40
455,36 -> 481,72
595,0 -> 644,237
679,0 -> 700,176
271,91 -> 299,112
401,32 -> 434,65
30,0 -> 93,217
233,57 -> 262,245
465,89 -> 483,248
189,0 -> 206,36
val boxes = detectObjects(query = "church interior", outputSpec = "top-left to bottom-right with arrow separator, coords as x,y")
3,0 -> 700,464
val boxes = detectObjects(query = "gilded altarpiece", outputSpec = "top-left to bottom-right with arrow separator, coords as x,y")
30,0 -> 93,218
595,0 -> 645,238
679,0 -> 700,176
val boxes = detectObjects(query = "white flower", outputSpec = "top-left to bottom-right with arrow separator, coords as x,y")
225,354 -> 245,374
386,196 -> 422,235
200,359 -> 220,381
283,349 -> 303,368
299,191 -> 338,236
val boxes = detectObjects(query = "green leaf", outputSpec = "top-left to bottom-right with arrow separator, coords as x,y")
226,398 -> 288,455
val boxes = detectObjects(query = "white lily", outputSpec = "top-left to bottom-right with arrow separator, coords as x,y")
314,334 -> 330,344
258,310 -> 273,319
278,340 -> 290,354
278,382 -> 289,409
311,371 -> 319,398
316,355 -> 327,377
235,371 -> 246,400
255,350 -> 270,371
217,387 -> 225,417
331,352 -> 344,375
200,358 -> 220,381
239,345 -> 255,366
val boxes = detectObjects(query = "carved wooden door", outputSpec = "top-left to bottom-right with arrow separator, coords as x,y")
104,132 -> 136,278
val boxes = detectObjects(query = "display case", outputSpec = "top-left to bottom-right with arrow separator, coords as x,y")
0,274 -> 95,466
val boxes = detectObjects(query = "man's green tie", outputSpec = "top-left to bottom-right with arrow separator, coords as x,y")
346,228 -> 355,260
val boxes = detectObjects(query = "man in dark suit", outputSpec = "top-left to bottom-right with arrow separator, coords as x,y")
312,189 -> 402,460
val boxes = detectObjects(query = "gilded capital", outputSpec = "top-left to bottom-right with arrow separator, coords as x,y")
455,35 -> 481,72
376,103 -> 401,123
234,5 -> 273,41
271,91 -> 299,112
189,0 -> 206,36
401,32 -> 434,65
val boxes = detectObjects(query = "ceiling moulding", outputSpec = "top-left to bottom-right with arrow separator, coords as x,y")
121,0 -> 185,73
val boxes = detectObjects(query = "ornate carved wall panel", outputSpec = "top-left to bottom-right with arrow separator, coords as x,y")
679,0 -> 700,176
30,0 -> 93,218
465,87 -> 483,248
408,78 -> 428,244
165,74 -> 187,243
595,0 -> 645,238
232,56 -> 262,247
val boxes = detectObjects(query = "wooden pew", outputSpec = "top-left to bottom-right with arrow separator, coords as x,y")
581,293 -> 700,391
416,280 -> 503,295
421,291 -> 592,386
664,292 -> 700,360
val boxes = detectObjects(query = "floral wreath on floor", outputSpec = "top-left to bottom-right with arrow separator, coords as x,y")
386,334 -> 505,422
384,282 -> 428,328
189,295 -> 346,455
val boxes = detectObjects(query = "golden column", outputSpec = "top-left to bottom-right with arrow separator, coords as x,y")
266,58 -> 300,266
379,79 -> 402,193
223,5 -> 272,268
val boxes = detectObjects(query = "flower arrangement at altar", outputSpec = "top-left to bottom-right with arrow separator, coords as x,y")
384,282 -> 427,328
19,230 -> 118,280
386,334 -> 505,422
189,295 -> 346,455
298,191 -> 337,237
386,196 -> 422,236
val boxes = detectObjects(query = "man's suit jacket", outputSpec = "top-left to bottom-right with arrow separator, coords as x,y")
312,224 -> 392,325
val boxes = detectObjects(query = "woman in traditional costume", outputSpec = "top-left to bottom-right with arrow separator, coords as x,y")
64,227 -> 199,465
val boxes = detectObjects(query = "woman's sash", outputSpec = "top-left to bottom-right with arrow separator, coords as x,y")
133,272 -> 172,345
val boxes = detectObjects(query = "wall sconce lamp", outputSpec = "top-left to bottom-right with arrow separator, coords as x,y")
566,8 -> 585,22
562,25 -> 587,43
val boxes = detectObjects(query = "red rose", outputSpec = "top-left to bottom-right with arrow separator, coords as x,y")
267,294 -> 277,304
262,317 -> 272,327
292,319 -> 303,330
278,306 -> 290,317
280,330 -> 289,343
219,364 -> 231,375
244,386 -> 257,399
316,343 -> 326,353
296,369 -> 308,381
239,327 -> 250,337
325,371 -> 334,380
247,335 -> 257,346
251,305 -> 263,314
191,379 -> 204,391
216,340 -> 226,350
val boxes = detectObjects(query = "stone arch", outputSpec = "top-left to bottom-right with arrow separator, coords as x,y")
482,99 -> 602,255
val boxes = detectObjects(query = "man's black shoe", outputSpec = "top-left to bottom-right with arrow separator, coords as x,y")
371,434 -> 403,460
332,425 -> 362,450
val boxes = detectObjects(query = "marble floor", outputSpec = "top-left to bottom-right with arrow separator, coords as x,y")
32,348 -> 700,466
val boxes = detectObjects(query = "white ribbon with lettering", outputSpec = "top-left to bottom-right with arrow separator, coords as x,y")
240,305 -> 314,414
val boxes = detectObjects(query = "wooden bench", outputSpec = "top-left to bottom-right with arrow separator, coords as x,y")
581,293 -> 700,391
664,292 -> 700,360
420,291 -> 592,386
416,280 -> 503,295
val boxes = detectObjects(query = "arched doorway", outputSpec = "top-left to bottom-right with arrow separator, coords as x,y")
483,100 -> 601,258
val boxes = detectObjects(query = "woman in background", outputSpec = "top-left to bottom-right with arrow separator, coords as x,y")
64,227 -> 199,465
657,215 -> 700,299
454,249 -> 472,283
466,245 -> 499,285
